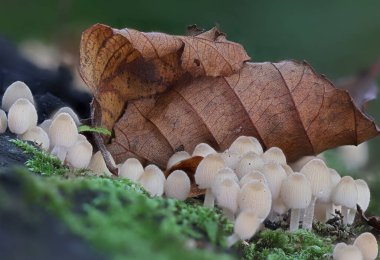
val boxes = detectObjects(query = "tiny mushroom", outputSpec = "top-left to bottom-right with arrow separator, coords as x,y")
119,158 -> 144,181
221,149 -> 241,170
7,98 -> 38,135
167,151 -> 191,169
300,159 -> 331,230
333,244 -> 363,260
21,126 -> 50,151
229,136 -> 263,156
211,167 -> 239,191
139,164 -> 166,197
226,211 -> 260,247
353,232 -> 378,260
192,143 -> 216,157
346,179 -> 369,224
280,173 -> 312,231
262,147 -> 287,165
65,138 -> 93,169
88,151 -> 115,176
39,119 -> 52,134
1,81 -> 34,112
49,113 -> 78,162
52,106 -> 80,125
239,170 -> 267,187
213,177 -> 240,221
261,162 -> 287,200
164,170 -> 191,200
0,109 -> 7,133
194,153 -> 225,208
235,152 -> 265,179
332,176 -> 358,225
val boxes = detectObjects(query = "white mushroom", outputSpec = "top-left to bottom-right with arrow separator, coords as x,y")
229,136 -> 263,156
1,81 -> 34,112
88,151 -> 115,176
39,119 -> 52,134
21,126 -> 50,151
239,170 -> 267,187
221,149 -> 241,170
300,159 -> 331,230
211,167 -> 239,192
262,147 -> 287,165
332,176 -> 358,225
7,98 -> 38,135
52,106 -> 80,125
166,151 -> 191,169
280,173 -> 312,231
49,113 -> 78,162
213,177 -> 240,221
333,244 -> 363,260
119,158 -> 144,181
238,180 -> 272,221
164,170 -> 190,200
353,232 -> 378,260
139,164 -> 166,197
346,179 -> 370,224
226,211 -> 260,247
192,143 -> 216,157
0,109 -> 7,133
261,162 -> 287,200
235,152 -> 265,179
194,153 -> 225,208
333,242 -> 348,260
337,143 -> 369,170
65,139 -> 93,169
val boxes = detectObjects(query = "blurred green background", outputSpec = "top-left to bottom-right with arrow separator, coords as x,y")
1,0 -> 380,212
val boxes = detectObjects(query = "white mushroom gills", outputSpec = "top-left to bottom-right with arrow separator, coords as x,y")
280,173 -> 312,232
262,147 -> 287,165
1,81 -> 34,112
192,143 -> 216,157
0,109 -> 7,133
301,159 -> 331,230
21,126 -> 50,151
235,152 -> 265,179
226,211 -> 260,247
166,151 -> 191,169
164,170 -> 190,200
194,153 -> 225,208
353,232 -> 378,260
139,165 -> 166,197
238,180 -> 272,221
52,106 -> 80,125
7,98 -> 38,135
229,136 -> 263,156
213,177 -> 240,221
332,176 -> 358,225
65,139 -> 93,169
49,113 -> 78,162
119,158 -> 144,181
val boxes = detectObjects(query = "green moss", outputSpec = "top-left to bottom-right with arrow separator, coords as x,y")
242,229 -> 333,260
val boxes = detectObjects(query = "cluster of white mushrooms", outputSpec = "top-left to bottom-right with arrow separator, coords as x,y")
333,232 -> 378,260
1,81 -> 378,257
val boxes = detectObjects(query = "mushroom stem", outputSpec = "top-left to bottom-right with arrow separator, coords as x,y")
341,206 -> 349,225
226,233 -> 240,247
204,188 -> 215,208
223,208 -> 235,222
347,208 -> 356,225
302,196 -> 317,230
325,203 -> 334,221
289,208 -> 301,232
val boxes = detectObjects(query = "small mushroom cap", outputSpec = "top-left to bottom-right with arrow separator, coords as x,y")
355,179 -> 370,212
8,98 -> 38,135
213,177 -> 240,213
333,242 -> 348,260
49,113 -> 78,148
221,149 -> 241,170
238,180 -> 272,220
119,158 -> 144,181
194,153 -> 225,189
88,151 -> 115,176
338,143 -> 369,170
334,245 -> 363,260
139,164 -> 165,197
262,147 -> 287,165
52,107 -> 80,125
192,143 -> 216,157
0,109 -> 7,133
164,170 -> 191,200
261,162 -> 287,199
332,176 -> 358,209
290,155 -> 324,172
235,152 -> 265,179
234,211 -> 260,240
353,232 -> 378,260
2,81 -> 34,112
167,151 -> 191,169
300,159 -> 331,199
21,126 -> 50,151
239,170 -> 267,187
39,119 -> 52,134
282,164 -> 294,176
229,136 -> 263,156
280,173 -> 312,209
212,167 -> 239,189
65,139 -> 93,169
